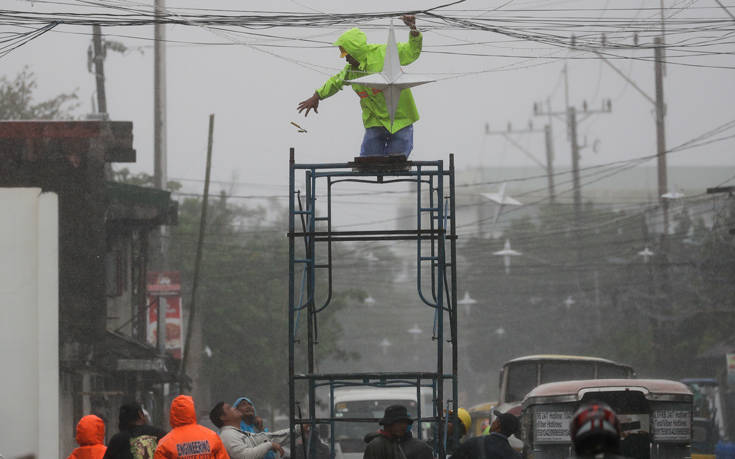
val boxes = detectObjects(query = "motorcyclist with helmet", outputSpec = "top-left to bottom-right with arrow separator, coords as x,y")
568,402 -> 631,459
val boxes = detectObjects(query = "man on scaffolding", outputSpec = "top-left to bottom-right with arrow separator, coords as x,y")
297,15 -> 422,158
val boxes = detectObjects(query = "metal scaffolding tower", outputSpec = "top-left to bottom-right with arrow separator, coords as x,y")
287,149 -> 459,459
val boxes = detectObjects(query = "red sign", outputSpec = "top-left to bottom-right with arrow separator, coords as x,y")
147,271 -> 183,359
146,271 -> 181,296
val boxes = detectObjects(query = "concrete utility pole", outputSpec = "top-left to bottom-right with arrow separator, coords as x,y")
91,25 -> 108,116
654,36 -> 669,234
485,122 -> 556,203
152,0 -> 169,427
154,0 -> 167,190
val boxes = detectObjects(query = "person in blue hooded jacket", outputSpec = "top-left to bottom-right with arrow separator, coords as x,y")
233,397 -> 265,433
234,397 -> 276,459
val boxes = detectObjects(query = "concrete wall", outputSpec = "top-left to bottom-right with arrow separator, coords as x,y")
0,188 -> 59,459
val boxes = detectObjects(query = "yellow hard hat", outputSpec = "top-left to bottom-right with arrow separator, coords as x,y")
457,408 -> 471,434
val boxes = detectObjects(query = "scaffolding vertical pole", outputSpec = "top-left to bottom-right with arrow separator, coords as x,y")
415,376 -> 422,439
436,159 -> 446,459
305,169 -> 317,459
416,165 -> 423,300
449,154 -> 459,449
429,174 -> 437,301
288,148 -> 296,458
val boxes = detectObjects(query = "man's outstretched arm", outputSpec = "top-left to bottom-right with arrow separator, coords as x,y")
297,67 -> 349,117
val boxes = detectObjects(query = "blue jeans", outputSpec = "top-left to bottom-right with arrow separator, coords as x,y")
360,125 -> 414,157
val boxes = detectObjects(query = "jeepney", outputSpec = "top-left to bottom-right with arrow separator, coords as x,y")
520,379 -> 693,459
494,355 -> 635,451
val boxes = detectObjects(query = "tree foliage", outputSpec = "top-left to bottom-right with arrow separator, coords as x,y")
0,66 -> 79,120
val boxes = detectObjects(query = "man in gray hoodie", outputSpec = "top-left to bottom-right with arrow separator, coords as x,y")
210,402 -> 288,459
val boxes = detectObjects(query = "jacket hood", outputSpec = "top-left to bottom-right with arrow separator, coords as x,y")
169,395 -> 197,428
232,396 -> 257,415
75,415 -> 105,446
333,28 -> 369,62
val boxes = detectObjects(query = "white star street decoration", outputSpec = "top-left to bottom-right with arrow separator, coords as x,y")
638,247 -> 654,263
493,239 -> 522,274
661,189 -> 685,200
346,22 -> 434,128
379,337 -> 392,354
481,182 -> 522,225
458,291 -> 478,315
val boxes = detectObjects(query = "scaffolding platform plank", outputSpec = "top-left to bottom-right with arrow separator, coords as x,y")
349,154 -> 411,172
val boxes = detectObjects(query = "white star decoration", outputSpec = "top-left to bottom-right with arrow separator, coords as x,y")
346,22 -> 434,128
493,239 -> 522,274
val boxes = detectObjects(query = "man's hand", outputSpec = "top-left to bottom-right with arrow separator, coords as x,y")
270,442 -> 285,457
297,92 -> 320,117
402,14 -> 419,36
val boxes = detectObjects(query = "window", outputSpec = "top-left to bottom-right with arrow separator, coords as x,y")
505,362 -> 537,402
540,361 -> 595,384
598,363 -> 631,379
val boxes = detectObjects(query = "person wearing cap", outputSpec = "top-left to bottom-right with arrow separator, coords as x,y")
450,410 -> 521,459
297,15 -> 422,158
363,405 -> 433,459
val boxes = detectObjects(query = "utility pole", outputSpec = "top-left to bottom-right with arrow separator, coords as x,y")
654,36 -> 669,235
91,25 -> 108,117
485,121 -> 556,203
569,106 -> 581,222
544,124 -> 556,203
181,115 -> 215,410
533,99 -> 612,227
154,0 -> 167,190
152,0 -> 169,427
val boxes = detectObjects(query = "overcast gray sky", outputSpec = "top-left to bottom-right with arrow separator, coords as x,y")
6,0 -> 735,198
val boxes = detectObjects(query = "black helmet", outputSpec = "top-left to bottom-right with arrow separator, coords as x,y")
570,402 -> 621,455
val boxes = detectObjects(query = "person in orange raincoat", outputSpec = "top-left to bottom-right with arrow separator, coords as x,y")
67,414 -> 107,459
154,395 -> 229,459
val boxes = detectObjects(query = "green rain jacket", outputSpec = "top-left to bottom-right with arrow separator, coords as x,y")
315,27 -> 423,134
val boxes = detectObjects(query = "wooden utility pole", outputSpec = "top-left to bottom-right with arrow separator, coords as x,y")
544,124 -> 556,203
534,99 -> 612,227
569,106 -> 582,223
91,25 -> 107,116
181,115 -> 215,401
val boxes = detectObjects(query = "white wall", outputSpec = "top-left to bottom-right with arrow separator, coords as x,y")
0,188 -> 59,459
